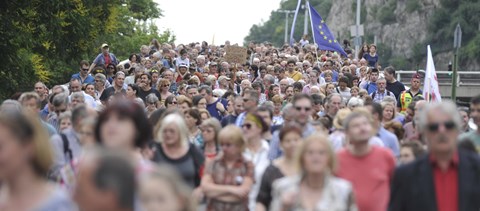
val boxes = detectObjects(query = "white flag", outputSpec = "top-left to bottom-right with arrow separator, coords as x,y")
423,45 -> 442,102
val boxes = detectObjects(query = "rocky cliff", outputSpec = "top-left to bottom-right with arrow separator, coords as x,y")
326,0 -> 479,71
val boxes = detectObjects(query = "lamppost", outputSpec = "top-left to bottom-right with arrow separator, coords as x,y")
278,10 -> 295,44
452,23 -> 462,101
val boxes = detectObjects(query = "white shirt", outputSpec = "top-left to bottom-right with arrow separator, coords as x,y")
243,140 -> 270,211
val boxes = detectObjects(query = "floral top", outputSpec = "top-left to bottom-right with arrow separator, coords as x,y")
270,175 -> 357,211
205,156 -> 254,211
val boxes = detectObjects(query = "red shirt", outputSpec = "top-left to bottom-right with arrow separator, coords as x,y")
430,152 -> 459,211
336,146 -> 396,211
104,53 -> 111,67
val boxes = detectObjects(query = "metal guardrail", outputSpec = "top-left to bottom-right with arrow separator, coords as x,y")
395,70 -> 480,87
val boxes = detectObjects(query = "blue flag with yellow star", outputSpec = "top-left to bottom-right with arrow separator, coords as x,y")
308,2 -> 347,56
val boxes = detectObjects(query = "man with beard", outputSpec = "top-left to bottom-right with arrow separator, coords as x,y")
137,73 -> 160,102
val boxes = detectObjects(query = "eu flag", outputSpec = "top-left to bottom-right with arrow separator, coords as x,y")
308,2 -> 347,56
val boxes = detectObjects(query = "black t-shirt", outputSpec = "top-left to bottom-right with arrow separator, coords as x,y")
138,88 -> 161,102
386,81 -> 406,99
99,86 -> 126,102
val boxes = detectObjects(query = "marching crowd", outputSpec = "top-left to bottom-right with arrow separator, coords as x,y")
1,39 -> 480,211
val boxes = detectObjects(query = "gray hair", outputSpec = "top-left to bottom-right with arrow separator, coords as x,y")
325,93 -> 342,105
72,105 -> 89,128
417,101 -> 462,132
382,95 -> 397,105
264,74 -> 275,84
282,103 -> 294,118
377,77 -> 387,82
53,93 -> 69,107
145,93 -> 159,104
0,100 -> 22,112
71,92 -> 85,103
95,73 -> 107,84
347,97 -> 364,108
58,111 -> 72,122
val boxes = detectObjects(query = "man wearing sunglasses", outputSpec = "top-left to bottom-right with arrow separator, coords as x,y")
390,101 -> 480,211
71,60 -> 94,85
268,94 -> 316,160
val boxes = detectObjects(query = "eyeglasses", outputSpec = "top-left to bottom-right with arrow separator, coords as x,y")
242,123 -> 252,130
427,121 -> 456,132
295,106 -> 312,112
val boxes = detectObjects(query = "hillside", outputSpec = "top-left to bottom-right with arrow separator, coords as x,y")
244,0 -> 480,71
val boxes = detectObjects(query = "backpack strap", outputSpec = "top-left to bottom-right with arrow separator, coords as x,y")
372,92 -> 376,100
60,133 -> 73,161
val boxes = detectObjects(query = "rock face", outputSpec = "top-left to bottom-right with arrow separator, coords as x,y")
325,0 -> 478,71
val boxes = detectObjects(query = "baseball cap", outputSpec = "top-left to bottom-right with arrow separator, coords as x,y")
101,43 -> 109,48
178,63 -> 188,68
209,62 -> 218,66
412,73 -> 422,80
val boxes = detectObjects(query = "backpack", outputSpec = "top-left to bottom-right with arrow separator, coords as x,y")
60,133 -> 73,161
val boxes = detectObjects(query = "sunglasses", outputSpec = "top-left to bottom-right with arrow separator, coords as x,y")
169,101 -> 178,104
295,106 -> 312,112
242,123 -> 252,130
163,84 -> 170,87
427,121 -> 456,132
82,68 -> 89,71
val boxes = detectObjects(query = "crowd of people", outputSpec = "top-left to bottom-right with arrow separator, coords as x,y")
1,38 -> 480,211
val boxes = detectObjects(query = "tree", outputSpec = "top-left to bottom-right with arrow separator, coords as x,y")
0,0 -> 175,100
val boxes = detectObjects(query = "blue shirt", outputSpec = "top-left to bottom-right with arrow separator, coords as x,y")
363,53 -> 379,67
71,73 -> 95,84
268,123 -> 316,160
363,82 -> 378,94
93,53 -> 118,67
377,127 -> 400,157
206,98 -> 228,121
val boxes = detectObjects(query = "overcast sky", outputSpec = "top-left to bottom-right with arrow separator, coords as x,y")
154,0 -> 282,45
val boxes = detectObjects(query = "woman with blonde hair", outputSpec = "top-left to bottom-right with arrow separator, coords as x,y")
0,108 -> 76,210
329,108 -> 352,151
201,125 -> 254,211
270,133 -> 357,210
152,113 -> 204,189
381,102 -> 396,124
157,78 -> 173,106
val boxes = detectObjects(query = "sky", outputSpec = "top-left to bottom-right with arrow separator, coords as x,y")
154,0 -> 282,45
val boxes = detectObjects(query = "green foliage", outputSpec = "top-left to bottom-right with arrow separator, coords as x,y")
244,0 -> 333,46
0,0 -> 174,100
426,0 -> 480,68
377,0 -> 397,25
351,0 -> 368,23
406,0 -> 420,13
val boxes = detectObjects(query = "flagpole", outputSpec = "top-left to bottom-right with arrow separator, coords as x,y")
307,2 -> 320,65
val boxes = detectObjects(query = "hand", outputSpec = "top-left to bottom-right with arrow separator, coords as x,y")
230,186 -> 249,198
192,188 -> 204,202
281,190 -> 297,208
216,102 -> 225,113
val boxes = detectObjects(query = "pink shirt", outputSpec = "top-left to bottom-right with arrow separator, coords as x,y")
336,146 -> 395,211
